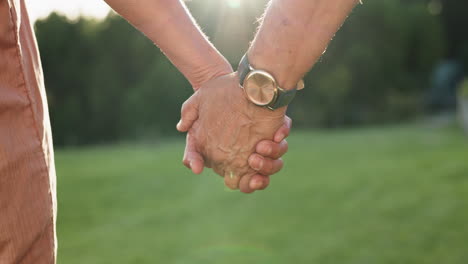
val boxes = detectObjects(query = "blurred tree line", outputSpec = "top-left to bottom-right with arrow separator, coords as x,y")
34,0 -> 467,146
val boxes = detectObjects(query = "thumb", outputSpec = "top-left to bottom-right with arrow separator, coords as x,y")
183,132 -> 204,174
177,92 -> 199,132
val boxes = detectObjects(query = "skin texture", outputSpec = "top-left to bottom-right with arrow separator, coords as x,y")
250,0 -> 359,90
104,0 -> 290,192
182,116 -> 291,193
178,0 -> 358,192
177,73 -> 288,193
105,0 -> 358,193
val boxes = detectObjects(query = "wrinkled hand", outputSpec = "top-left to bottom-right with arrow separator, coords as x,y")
177,72 -> 290,193
244,118 -> 291,192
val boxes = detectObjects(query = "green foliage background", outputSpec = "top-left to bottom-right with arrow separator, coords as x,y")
34,0 -> 467,146
55,124 -> 468,263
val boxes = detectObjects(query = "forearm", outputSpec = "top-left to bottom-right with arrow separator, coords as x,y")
249,0 -> 358,90
104,0 -> 232,89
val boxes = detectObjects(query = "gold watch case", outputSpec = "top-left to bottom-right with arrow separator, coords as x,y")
242,70 -> 278,106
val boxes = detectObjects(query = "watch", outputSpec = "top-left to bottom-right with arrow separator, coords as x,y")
237,54 -> 304,110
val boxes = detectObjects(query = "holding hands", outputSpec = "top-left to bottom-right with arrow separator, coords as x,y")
106,0 -> 357,192
177,72 -> 291,193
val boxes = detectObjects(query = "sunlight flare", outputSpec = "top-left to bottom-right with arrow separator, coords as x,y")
226,0 -> 241,9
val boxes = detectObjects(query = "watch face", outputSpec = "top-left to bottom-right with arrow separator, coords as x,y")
243,70 -> 277,106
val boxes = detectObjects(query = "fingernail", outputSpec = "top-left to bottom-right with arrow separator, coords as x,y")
253,156 -> 263,171
250,180 -> 263,190
276,133 -> 284,142
264,146 -> 272,156
189,160 -> 193,169
176,120 -> 182,129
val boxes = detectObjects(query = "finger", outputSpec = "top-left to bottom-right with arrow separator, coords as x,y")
248,154 -> 284,175
177,93 -> 199,132
182,133 -> 204,174
239,174 -> 255,194
224,171 -> 241,190
255,139 -> 288,159
249,174 -> 270,190
274,115 -> 292,143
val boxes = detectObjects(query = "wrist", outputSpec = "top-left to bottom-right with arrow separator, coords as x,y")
188,54 -> 233,91
236,54 -> 300,111
248,48 -> 301,91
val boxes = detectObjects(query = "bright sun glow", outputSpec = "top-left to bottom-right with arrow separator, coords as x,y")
226,0 -> 241,9
25,0 -> 244,23
25,0 -> 111,22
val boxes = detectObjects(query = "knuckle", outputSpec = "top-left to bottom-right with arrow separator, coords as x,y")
257,141 -> 270,155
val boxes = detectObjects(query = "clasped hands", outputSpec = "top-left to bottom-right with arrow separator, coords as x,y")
177,71 -> 291,193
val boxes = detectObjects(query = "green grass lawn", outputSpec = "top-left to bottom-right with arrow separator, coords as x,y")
55,124 -> 468,264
